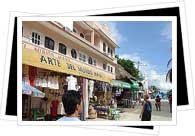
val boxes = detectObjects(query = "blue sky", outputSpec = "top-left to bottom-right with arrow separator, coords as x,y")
100,21 -> 172,90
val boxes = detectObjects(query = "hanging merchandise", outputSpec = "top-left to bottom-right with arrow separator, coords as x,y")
116,88 -> 122,96
54,76 -> 59,90
50,99 -> 59,118
50,76 -> 55,89
42,76 -> 48,88
89,80 -> 94,98
47,76 -> 52,89
29,66 -> 37,86
49,76 -> 59,90
66,75 -> 77,91
48,76 -> 58,89
34,76 -> 41,87
57,102 -> 65,115
23,76 -> 30,84
85,79 -> 89,119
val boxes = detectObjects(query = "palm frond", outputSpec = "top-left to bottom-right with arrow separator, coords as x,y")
167,58 -> 172,68
166,69 -> 172,83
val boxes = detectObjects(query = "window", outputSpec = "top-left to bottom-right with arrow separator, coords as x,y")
103,64 -> 107,70
110,49 -> 113,56
80,33 -> 84,38
45,36 -> 54,50
79,53 -> 86,62
93,59 -> 96,66
32,32 -> 41,45
108,47 -> 110,54
88,57 -> 93,65
108,65 -> 110,72
71,49 -> 77,59
103,42 -> 106,52
73,28 -> 77,33
111,67 -> 113,73
59,43 -> 66,55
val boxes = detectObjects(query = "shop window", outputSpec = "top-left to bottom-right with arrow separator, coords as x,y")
32,32 -> 41,45
79,53 -> 86,62
108,65 -> 110,72
88,57 -> 93,65
80,33 -> 84,38
59,43 -> 66,55
45,36 -> 54,50
103,42 -> 106,52
71,49 -> 77,59
103,64 -> 107,70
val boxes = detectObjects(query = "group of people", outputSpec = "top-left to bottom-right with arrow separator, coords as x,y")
56,86 -> 172,121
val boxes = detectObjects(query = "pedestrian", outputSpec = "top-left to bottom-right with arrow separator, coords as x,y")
155,95 -> 161,111
168,94 -> 172,113
140,94 -> 152,121
58,90 -> 82,121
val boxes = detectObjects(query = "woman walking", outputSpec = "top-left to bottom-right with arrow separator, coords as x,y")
140,94 -> 152,121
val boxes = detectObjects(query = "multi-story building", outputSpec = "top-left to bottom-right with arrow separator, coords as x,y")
22,21 -> 118,120
22,21 -> 118,82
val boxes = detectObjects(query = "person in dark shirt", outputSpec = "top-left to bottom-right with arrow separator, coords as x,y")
155,95 -> 161,111
140,94 -> 152,121
168,94 -> 172,113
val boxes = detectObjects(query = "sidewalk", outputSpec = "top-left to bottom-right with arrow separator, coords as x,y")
88,100 -> 172,121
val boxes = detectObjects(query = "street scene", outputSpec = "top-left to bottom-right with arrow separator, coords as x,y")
21,19 -> 173,122
88,100 -> 172,121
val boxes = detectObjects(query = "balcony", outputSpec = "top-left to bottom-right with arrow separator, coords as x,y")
22,37 -> 116,77
113,58 -> 117,64
35,21 -> 117,66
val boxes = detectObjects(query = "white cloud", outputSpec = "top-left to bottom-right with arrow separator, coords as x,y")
99,21 -> 126,43
120,53 -> 171,91
161,23 -> 172,41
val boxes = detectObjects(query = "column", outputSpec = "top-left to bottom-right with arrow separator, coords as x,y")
91,30 -> 94,46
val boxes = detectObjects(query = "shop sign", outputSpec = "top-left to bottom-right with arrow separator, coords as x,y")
22,42 -> 114,83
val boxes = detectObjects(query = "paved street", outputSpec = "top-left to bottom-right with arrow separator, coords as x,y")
119,99 -> 172,121
88,99 -> 172,121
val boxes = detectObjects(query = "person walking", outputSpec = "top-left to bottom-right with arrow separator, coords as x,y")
155,95 -> 161,111
140,94 -> 152,121
168,94 -> 172,113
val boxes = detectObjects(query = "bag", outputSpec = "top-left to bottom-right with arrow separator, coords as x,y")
144,101 -> 152,112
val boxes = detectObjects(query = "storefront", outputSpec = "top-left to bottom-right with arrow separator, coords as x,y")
22,42 -> 114,121
130,79 -> 140,102
110,79 -> 140,108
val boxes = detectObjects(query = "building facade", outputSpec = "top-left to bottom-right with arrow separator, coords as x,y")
22,21 -> 117,82
22,21 -> 118,121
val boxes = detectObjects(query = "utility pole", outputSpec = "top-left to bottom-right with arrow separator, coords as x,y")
134,61 -> 147,71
